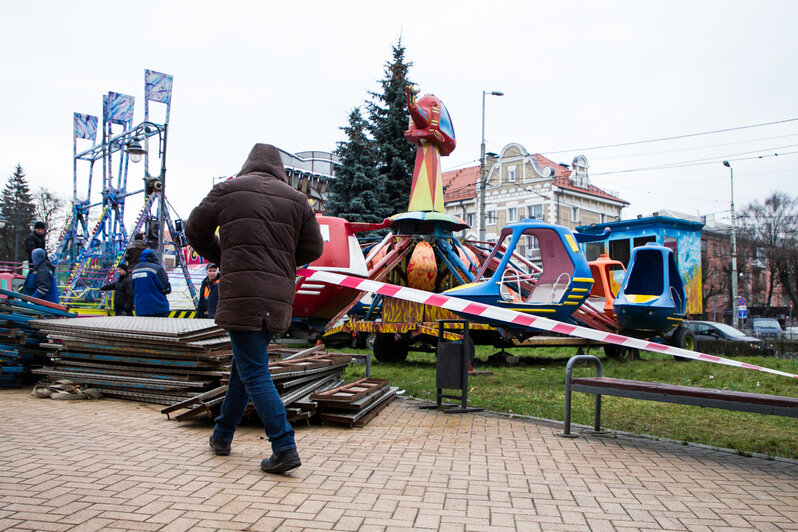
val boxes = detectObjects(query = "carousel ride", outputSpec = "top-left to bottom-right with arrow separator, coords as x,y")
298,86 -> 610,361
300,84 -> 698,362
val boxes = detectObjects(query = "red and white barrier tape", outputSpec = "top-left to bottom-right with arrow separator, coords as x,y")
297,268 -> 798,379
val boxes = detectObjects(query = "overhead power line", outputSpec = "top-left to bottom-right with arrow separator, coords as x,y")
543,117 -> 798,155
590,132 -> 798,161
592,148 -> 798,177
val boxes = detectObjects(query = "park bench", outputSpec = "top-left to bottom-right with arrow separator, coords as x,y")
559,355 -> 798,437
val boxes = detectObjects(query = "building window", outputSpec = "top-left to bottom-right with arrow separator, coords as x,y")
487,208 -> 497,225
528,204 -> 543,220
466,213 -> 475,228
507,207 -> 518,223
507,166 -> 516,183
571,206 -> 579,222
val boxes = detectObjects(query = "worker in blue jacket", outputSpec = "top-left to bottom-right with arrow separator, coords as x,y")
26,248 -> 59,304
131,249 -> 171,316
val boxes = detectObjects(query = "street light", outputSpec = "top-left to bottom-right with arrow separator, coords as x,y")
723,160 -> 739,329
479,90 -> 504,241
124,138 -> 146,164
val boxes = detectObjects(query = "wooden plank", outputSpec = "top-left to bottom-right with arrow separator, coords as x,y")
354,393 -> 396,427
571,377 -> 798,408
269,354 -> 352,375
315,383 -> 395,411
282,344 -> 326,360
160,385 -> 228,416
321,387 -> 398,426
311,378 -> 389,404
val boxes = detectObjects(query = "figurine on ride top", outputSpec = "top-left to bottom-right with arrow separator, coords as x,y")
403,86 -> 456,215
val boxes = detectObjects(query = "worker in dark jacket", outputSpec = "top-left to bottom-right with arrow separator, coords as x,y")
24,222 -> 46,264
131,249 -> 171,316
196,263 -> 220,319
27,248 -> 58,304
186,143 -> 323,475
124,233 -> 148,269
99,263 -> 134,315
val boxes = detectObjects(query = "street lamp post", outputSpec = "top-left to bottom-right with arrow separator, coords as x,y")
723,160 -> 739,329
125,122 -> 168,260
478,90 -> 504,241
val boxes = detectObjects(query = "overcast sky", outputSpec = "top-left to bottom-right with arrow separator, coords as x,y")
2,1 -> 797,229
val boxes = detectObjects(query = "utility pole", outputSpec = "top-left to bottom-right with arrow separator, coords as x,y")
478,90 -> 503,241
723,160 -> 738,328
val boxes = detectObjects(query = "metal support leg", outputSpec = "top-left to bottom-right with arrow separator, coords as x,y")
557,355 -> 603,438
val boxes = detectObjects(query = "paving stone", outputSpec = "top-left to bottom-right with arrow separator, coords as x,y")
1,389 -> 797,531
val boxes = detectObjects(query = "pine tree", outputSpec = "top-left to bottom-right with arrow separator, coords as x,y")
0,164 -> 36,263
367,38 -> 416,215
328,108 -> 389,223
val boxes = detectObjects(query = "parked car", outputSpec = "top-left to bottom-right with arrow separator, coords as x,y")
680,320 -> 775,355
685,320 -> 759,342
786,326 -> 798,340
752,317 -> 783,340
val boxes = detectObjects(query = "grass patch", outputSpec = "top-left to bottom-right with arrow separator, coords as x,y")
330,344 -> 798,459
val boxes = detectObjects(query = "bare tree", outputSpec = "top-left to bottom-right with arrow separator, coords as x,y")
32,187 -> 67,256
738,191 -> 798,306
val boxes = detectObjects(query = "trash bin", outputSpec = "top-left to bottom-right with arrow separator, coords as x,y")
420,319 -> 482,413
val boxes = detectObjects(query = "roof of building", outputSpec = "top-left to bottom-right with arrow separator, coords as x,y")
532,154 -> 571,179
442,165 -> 479,202
576,214 -> 704,234
442,153 -> 627,205
650,208 -> 730,232
532,153 -> 628,205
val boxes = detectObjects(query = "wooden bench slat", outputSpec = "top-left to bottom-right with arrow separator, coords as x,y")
571,377 -> 798,409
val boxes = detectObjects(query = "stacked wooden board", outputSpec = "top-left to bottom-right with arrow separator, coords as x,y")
163,355 -> 396,428
0,289 -> 74,387
26,314 -> 396,428
162,352 -> 353,422
312,378 -> 398,427
31,316 -> 231,404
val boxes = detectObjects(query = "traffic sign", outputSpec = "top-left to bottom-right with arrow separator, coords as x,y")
738,308 -> 748,319
738,297 -> 747,307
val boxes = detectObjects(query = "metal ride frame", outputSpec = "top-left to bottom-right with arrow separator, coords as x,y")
55,70 -> 196,307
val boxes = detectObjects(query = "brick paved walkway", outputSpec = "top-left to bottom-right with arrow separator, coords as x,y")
1,389 -> 796,531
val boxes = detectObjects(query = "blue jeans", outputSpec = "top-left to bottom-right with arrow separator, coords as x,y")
212,328 -> 295,453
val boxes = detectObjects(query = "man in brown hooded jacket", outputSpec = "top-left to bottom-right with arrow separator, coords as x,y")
186,143 -> 323,474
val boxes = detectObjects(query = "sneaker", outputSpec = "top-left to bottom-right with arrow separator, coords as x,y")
260,448 -> 301,474
209,435 -> 231,456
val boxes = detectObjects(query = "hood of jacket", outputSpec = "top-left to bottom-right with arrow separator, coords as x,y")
238,144 -> 289,183
139,248 -> 160,264
32,248 -> 48,268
